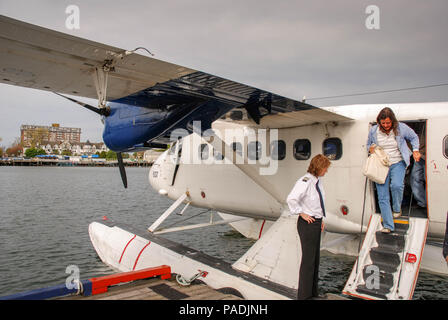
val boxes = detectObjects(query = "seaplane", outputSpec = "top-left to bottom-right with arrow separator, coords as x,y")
1,15 -> 447,300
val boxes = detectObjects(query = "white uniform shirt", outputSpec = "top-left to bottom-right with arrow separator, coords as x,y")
377,130 -> 403,164
286,173 -> 325,219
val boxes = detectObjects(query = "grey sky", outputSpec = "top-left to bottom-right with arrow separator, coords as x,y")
1,0 -> 447,148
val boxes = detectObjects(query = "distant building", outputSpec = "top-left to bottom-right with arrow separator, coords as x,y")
38,140 -> 108,156
21,123 -> 81,146
20,123 -> 108,156
69,141 -> 108,156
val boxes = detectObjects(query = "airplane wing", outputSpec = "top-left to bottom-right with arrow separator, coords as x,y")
0,15 -> 194,101
258,108 -> 351,128
0,14 -> 352,127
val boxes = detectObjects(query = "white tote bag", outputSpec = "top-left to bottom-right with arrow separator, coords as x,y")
362,146 -> 390,184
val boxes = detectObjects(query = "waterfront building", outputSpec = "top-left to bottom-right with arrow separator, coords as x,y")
38,140 -> 108,156
21,123 -> 81,146
20,123 -> 108,157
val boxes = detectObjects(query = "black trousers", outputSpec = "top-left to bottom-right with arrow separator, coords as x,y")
297,216 -> 322,300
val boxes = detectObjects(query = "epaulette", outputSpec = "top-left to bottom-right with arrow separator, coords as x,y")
302,177 -> 309,182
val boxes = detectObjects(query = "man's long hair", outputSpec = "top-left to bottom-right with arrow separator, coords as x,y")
307,154 -> 331,177
376,107 -> 399,135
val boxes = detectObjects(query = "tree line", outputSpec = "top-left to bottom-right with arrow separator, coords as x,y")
1,137 -> 147,159
22,148 -> 128,160
0,137 -> 22,158
0,139 -> 129,160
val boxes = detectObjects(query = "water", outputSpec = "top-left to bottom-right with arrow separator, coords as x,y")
0,166 -> 447,299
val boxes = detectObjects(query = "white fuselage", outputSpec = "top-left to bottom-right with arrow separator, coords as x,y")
149,102 -> 448,240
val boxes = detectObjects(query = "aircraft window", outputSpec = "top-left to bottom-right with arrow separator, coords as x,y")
214,149 -> 224,160
230,110 -> 244,120
270,140 -> 286,160
294,139 -> 311,160
323,138 -> 342,160
248,141 -> 261,160
231,142 -> 242,156
444,135 -> 448,159
199,143 -> 209,160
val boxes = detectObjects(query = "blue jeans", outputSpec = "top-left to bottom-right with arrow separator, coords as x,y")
410,159 -> 426,207
375,160 -> 406,231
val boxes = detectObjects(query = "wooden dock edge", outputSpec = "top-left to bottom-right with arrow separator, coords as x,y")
0,265 -> 172,300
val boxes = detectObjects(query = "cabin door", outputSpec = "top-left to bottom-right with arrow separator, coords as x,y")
426,117 -> 448,224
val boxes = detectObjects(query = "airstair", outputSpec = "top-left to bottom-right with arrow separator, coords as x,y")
343,213 -> 429,300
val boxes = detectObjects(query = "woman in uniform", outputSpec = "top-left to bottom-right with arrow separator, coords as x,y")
287,154 -> 331,300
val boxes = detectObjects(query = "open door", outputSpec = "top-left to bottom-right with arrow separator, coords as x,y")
370,120 -> 428,219
402,120 -> 428,219
426,116 -> 448,225
344,120 -> 431,300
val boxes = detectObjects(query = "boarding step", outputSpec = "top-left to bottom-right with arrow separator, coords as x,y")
356,266 -> 396,300
356,283 -> 391,300
342,213 -> 428,300
368,248 -> 401,273
391,220 -> 410,234
375,231 -> 405,250
362,264 -> 394,287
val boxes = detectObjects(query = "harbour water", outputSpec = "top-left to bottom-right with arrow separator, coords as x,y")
0,166 -> 447,299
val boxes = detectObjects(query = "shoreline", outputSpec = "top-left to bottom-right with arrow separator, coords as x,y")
0,159 -> 152,167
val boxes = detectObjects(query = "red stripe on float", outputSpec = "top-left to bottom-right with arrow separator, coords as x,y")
133,241 -> 151,271
259,220 -> 266,239
119,234 -> 136,263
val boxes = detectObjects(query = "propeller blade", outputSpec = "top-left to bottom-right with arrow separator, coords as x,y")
116,152 -> 128,189
54,92 -> 124,187
53,92 -> 110,116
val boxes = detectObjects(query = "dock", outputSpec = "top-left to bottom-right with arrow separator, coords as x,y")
59,276 -> 242,300
0,264 -> 348,301
0,265 -> 242,301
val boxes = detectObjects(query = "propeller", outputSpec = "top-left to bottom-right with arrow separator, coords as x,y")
54,92 -> 127,189
116,152 -> 128,189
53,92 -> 110,116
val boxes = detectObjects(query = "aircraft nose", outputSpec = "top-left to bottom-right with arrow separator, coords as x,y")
148,151 -> 167,194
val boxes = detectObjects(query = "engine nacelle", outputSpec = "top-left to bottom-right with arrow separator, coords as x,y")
102,99 -> 234,152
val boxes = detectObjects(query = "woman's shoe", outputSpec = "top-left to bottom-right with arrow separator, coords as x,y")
393,211 -> 402,218
381,228 -> 391,233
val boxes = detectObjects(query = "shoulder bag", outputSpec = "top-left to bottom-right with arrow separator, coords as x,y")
362,146 -> 390,184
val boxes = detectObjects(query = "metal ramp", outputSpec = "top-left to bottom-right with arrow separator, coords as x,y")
343,213 -> 429,300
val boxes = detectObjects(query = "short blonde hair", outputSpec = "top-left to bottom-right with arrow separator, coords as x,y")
307,154 -> 331,177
